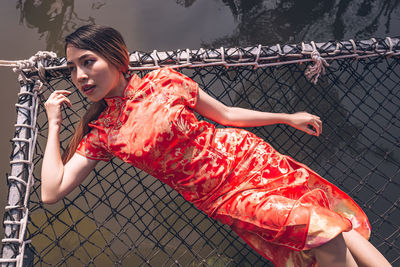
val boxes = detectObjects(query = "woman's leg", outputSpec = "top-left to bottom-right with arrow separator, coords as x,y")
342,230 -> 391,267
314,233 -> 358,267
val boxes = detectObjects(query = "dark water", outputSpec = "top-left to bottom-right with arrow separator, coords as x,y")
0,0 -> 399,258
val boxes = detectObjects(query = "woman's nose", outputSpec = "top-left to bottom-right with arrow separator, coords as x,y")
77,67 -> 88,82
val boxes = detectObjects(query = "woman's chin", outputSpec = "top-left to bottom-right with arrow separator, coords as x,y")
86,95 -> 102,103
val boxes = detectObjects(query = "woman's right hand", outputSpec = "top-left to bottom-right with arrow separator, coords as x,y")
44,90 -> 72,127
287,112 -> 322,136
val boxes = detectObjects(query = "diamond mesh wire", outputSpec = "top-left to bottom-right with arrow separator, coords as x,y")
2,42 -> 400,266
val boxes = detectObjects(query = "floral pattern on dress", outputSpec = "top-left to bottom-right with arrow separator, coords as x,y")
76,68 -> 371,267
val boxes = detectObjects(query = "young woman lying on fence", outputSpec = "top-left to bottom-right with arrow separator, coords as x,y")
41,24 -> 391,267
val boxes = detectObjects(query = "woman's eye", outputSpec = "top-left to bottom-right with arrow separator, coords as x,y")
68,66 -> 76,72
84,59 -> 94,66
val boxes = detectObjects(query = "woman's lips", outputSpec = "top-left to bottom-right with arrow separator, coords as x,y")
82,85 -> 95,94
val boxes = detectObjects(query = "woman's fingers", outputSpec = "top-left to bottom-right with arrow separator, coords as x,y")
46,90 -> 72,106
44,91 -> 72,123
317,117 -> 322,134
316,117 -> 323,135
44,91 -> 73,126
305,125 -> 318,136
298,113 -> 322,136
48,90 -> 71,100
309,117 -> 322,136
54,95 -> 72,108
59,95 -> 72,108
54,90 -> 71,95
288,112 -> 323,136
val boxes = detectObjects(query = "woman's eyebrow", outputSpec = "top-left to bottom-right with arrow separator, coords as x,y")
67,54 -> 92,65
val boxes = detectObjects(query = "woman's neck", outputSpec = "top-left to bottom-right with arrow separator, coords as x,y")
106,73 -> 129,98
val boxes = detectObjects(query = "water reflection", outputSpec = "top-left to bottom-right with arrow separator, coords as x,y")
197,0 -> 400,47
17,0 -> 98,55
17,0 -> 400,54
175,0 -> 197,8
334,0 -> 400,39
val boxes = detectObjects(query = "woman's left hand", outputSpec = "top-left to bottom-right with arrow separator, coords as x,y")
287,112 -> 322,136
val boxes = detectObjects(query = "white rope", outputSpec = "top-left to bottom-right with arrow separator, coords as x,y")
128,38 -> 400,75
2,38 -> 398,86
253,44 -> 262,69
276,44 -> 283,55
151,50 -> 159,67
386,37 -> 393,56
0,51 -> 57,88
1,78 -> 43,266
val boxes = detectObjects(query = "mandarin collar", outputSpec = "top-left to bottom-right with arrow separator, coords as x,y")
103,74 -> 141,107
104,97 -> 127,107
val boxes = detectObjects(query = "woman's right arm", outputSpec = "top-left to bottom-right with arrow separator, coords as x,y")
41,90 -> 98,204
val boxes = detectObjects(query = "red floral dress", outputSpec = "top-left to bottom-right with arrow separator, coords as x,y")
76,68 -> 371,267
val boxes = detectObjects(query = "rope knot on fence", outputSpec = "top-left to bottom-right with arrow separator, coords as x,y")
0,51 -> 58,86
305,49 -> 330,85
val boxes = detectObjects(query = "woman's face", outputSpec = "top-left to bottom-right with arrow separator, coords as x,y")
66,45 -> 126,102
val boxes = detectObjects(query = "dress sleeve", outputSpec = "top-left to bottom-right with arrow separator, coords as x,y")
161,68 -> 199,108
76,127 -> 112,161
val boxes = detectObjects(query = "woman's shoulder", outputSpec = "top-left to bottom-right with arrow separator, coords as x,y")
142,67 -> 192,83
123,68 -> 172,95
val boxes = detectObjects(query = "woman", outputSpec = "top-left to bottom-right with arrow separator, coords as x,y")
42,24 -> 391,267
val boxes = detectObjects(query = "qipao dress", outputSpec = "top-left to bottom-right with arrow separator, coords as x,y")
76,68 -> 371,267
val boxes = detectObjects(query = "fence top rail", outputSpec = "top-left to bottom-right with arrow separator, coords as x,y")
43,36 -> 400,73
1,37 -> 399,82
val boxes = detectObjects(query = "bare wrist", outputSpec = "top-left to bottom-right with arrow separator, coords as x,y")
48,121 -> 62,132
281,113 -> 292,125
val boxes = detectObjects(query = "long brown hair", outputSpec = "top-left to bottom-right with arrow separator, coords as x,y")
62,24 -> 130,163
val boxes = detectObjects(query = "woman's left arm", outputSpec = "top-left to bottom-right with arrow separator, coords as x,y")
193,88 -> 322,136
